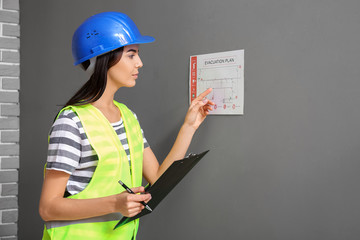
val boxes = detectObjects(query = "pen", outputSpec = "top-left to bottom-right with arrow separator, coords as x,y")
118,180 -> 153,212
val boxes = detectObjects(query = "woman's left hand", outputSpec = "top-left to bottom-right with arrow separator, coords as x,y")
184,88 -> 215,130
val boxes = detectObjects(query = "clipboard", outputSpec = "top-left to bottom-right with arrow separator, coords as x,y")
114,150 -> 209,230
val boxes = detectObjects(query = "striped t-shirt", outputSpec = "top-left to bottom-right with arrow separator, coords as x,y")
46,109 -> 149,196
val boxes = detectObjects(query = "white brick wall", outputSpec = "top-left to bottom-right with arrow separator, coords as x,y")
0,0 -> 19,239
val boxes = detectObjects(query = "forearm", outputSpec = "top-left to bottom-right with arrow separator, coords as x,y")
143,89 -> 214,184
157,123 -> 196,178
39,195 -> 116,222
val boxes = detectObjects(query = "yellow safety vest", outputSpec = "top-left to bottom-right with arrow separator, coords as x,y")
42,101 -> 144,240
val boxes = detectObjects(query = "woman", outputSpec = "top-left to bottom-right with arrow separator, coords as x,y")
39,12 -> 214,240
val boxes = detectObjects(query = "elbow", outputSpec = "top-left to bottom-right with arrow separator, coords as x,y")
39,203 -> 53,222
39,206 -> 50,222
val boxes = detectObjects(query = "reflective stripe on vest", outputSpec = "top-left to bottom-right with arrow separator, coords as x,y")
45,213 -> 122,229
43,101 -> 144,240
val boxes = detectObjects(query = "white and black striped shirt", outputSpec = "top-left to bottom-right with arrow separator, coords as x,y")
46,109 -> 149,196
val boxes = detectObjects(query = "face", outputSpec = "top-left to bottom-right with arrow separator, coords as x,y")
107,44 -> 143,89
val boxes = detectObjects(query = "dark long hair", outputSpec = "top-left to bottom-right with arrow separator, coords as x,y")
64,47 -> 124,107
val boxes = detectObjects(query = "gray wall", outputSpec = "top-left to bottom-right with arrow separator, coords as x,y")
20,0 -> 360,239
0,0 -> 20,239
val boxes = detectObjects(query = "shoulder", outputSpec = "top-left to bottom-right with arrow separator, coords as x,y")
57,108 -> 78,119
130,109 -> 138,120
51,109 -> 81,135
55,108 -> 79,124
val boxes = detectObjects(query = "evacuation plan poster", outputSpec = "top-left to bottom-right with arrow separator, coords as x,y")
189,49 -> 244,115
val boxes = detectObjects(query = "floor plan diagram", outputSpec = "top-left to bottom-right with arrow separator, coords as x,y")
190,49 -> 244,115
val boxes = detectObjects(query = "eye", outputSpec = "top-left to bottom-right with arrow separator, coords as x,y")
129,54 -> 135,59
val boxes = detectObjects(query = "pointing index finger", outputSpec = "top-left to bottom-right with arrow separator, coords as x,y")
195,88 -> 213,101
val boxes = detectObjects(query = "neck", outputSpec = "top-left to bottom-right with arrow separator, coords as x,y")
92,81 -> 119,109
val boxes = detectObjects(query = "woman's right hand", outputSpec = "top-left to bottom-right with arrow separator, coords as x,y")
113,186 -> 151,217
40,170 -> 152,221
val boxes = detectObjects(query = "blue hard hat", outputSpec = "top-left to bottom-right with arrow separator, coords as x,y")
72,12 -> 155,65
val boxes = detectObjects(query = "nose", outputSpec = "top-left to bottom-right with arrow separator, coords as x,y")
135,56 -> 143,68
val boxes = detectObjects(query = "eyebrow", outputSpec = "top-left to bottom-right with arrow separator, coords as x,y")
127,49 -> 139,53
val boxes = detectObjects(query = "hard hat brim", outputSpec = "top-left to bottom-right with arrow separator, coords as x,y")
133,35 -> 156,45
